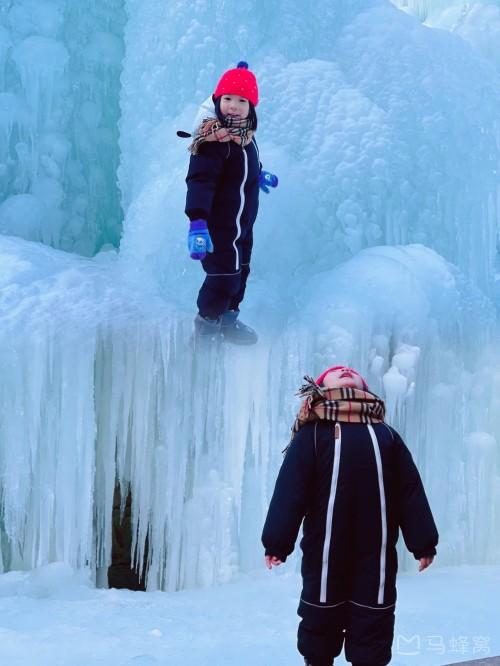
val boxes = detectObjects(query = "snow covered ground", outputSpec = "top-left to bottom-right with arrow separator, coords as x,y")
0,563 -> 498,666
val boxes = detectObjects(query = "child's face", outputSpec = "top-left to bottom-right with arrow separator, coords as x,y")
220,94 -> 250,119
323,368 -> 365,390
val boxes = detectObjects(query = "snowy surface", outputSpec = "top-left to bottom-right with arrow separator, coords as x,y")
0,563 -> 498,666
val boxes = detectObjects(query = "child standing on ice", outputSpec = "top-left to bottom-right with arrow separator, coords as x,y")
262,366 -> 438,666
184,61 -> 277,345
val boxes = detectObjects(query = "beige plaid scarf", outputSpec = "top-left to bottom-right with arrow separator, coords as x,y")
189,116 -> 254,155
290,375 -> 386,444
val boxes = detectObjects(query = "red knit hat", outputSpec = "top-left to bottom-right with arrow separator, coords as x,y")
316,365 -> 369,391
214,61 -> 259,107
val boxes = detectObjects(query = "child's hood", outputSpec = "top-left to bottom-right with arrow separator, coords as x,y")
192,95 -> 216,133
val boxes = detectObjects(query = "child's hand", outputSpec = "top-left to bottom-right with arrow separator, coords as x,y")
259,170 -> 279,193
265,555 -> 283,569
418,556 -> 434,572
188,219 -> 214,260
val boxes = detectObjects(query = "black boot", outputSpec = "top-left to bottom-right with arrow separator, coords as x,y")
220,309 -> 258,345
193,314 -> 222,343
303,658 -> 333,666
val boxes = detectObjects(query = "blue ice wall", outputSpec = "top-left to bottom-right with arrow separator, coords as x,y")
0,0 -> 125,255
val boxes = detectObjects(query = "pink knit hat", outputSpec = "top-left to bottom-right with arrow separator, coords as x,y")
214,61 -> 259,106
316,365 -> 369,391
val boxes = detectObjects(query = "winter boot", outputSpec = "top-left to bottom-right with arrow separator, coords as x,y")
303,659 -> 333,666
193,314 -> 222,344
220,310 -> 258,345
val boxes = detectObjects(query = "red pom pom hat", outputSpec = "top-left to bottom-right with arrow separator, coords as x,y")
214,61 -> 259,107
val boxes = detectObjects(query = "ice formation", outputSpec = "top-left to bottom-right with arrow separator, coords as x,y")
0,0 -> 499,590
0,0 -> 125,255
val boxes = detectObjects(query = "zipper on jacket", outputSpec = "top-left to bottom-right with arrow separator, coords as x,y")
232,146 -> 248,271
320,423 -> 342,603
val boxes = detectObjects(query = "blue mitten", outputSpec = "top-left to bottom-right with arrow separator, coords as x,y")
259,170 -> 279,194
188,219 -> 214,260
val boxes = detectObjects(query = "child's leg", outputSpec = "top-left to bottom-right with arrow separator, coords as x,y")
343,603 -> 395,666
228,228 -> 253,312
228,263 -> 250,311
298,619 -> 338,666
303,658 -> 335,666
197,227 -> 243,319
197,272 -> 241,319
297,603 -> 345,666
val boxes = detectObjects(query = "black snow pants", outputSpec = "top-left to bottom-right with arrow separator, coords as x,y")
197,223 -> 253,319
298,599 -> 394,666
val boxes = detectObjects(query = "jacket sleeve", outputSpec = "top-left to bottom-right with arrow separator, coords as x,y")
393,429 -> 439,559
185,141 -> 226,221
261,426 -> 316,562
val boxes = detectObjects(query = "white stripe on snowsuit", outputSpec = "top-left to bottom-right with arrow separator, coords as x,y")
233,148 -> 248,270
320,424 -> 342,603
367,424 -> 388,604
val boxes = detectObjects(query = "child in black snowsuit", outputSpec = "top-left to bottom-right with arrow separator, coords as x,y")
184,61 -> 277,345
262,366 -> 438,666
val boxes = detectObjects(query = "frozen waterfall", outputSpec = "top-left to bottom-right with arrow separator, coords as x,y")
0,0 -> 499,590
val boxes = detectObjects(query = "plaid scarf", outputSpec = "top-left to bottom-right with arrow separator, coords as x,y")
189,116 -> 254,155
289,375 -> 386,447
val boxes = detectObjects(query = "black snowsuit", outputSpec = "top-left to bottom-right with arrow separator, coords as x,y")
185,138 -> 260,319
262,421 -> 438,666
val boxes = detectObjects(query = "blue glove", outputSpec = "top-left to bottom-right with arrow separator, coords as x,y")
259,170 -> 279,194
188,219 -> 214,260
